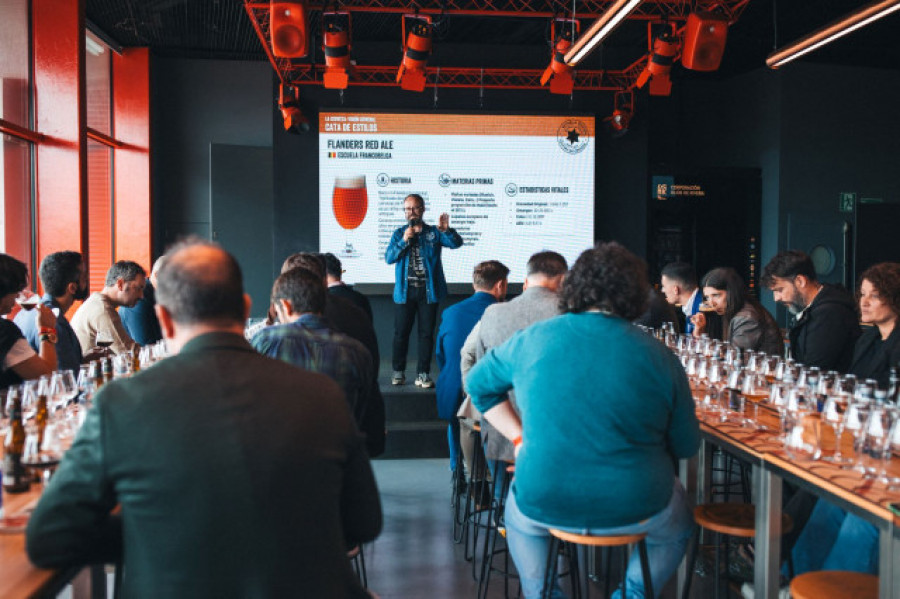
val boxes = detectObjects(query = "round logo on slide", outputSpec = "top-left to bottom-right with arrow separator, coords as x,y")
377,173 -> 390,187
438,173 -> 451,187
505,183 -> 518,197
557,119 -> 589,154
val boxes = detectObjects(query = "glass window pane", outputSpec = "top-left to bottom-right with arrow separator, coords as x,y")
1,134 -> 34,271
87,139 -> 112,291
86,31 -> 111,136
0,0 -> 31,128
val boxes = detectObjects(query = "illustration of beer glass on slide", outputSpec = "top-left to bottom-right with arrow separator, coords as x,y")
332,175 -> 368,257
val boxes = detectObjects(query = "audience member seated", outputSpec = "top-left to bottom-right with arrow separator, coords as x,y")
0,253 -> 56,384
280,252 -> 385,456
467,242 -> 700,599
762,250 -> 859,371
252,266 -> 375,429
435,260 -> 508,480
324,252 -> 373,322
70,260 -> 146,355
13,251 -> 100,373
660,261 -> 703,334
460,251 -> 567,474
692,266 -> 784,356
788,262 -> 900,580
119,256 -> 165,346
849,261 -> 900,386
26,238 -> 382,597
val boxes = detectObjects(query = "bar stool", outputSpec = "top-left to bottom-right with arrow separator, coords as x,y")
790,571 -> 877,599
464,425 -> 494,580
542,529 -> 653,599
682,503 -> 792,599
477,462 -> 516,599
347,544 -> 368,588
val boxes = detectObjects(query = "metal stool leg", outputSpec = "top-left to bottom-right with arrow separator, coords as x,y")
542,536 -> 561,599
681,526 -> 700,599
637,539 -> 654,599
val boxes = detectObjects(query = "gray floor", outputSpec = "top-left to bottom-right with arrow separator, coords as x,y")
366,459 -> 725,599
367,458 -> 508,598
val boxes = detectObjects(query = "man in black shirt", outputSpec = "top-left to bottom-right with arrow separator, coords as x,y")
762,250 -> 859,371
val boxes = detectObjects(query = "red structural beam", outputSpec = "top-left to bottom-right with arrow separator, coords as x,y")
282,64 -> 637,90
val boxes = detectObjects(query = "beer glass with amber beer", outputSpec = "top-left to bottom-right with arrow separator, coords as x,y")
332,175 -> 368,257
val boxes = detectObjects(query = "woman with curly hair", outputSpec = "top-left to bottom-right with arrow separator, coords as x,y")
787,263 -> 900,579
691,266 -> 784,356
467,242 -> 699,599
848,261 -> 900,386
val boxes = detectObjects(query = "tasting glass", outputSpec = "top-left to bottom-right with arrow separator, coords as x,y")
822,393 -> 852,464
857,403 -> 894,479
783,390 -> 821,461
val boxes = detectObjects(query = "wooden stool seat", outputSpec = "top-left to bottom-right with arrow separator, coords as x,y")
543,529 -> 653,599
694,503 -> 793,538
790,571 -> 878,599
549,529 -> 647,547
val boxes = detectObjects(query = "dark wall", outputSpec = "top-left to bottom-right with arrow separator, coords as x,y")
151,57 -> 273,251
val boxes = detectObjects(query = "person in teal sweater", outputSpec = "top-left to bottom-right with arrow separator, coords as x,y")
468,242 -> 700,599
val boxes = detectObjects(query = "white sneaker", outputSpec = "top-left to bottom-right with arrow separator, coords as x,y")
415,373 -> 434,388
741,582 -> 791,599
391,371 -> 405,385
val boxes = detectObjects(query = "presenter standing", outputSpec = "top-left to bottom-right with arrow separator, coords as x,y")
386,194 -> 463,388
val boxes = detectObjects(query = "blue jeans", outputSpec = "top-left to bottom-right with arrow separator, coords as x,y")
504,479 -> 694,599
789,499 -> 879,576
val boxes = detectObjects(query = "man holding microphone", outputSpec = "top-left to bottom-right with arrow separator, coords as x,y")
386,193 -> 462,388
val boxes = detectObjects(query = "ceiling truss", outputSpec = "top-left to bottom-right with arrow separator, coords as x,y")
245,1 -> 751,92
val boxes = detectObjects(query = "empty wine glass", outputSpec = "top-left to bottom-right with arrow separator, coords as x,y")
844,399 -> 872,473
703,359 -> 727,417
822,393 -> 851,465
857,403 -> 894,479
50,370 -> 78,412
881,416 -> 900,488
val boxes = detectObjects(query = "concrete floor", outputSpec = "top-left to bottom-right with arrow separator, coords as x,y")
366,459 -> 726,599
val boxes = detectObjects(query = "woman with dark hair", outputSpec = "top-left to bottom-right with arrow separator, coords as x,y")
0,253 -> 57,387
691,266 -> 784,356
786,262 -> 900,579
467,242 -> 700,598
848,261 -> 900,387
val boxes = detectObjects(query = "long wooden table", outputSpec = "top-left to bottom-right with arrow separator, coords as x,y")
0,484 -> 81,599
683,392 -> 900,598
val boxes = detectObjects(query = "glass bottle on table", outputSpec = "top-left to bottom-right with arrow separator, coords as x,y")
2,391 -> 31,493
35,379 -> 49,449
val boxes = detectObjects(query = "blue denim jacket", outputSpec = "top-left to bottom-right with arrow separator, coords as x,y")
385,223 -> 463,304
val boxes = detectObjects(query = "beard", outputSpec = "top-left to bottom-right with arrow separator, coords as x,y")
73,284 -> 89,301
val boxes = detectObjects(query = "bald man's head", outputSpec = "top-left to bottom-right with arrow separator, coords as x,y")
156,238 -> 245,325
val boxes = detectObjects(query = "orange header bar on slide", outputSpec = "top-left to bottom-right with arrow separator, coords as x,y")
319,113 -> 595,137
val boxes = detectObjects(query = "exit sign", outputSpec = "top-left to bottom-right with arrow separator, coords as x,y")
839,192 -> 856,213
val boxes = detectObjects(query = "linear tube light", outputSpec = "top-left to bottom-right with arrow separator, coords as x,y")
563,0 -> 643,66
767,0 -> 900,69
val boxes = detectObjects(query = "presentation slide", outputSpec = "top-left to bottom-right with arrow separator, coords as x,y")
319,112 -> 595,285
